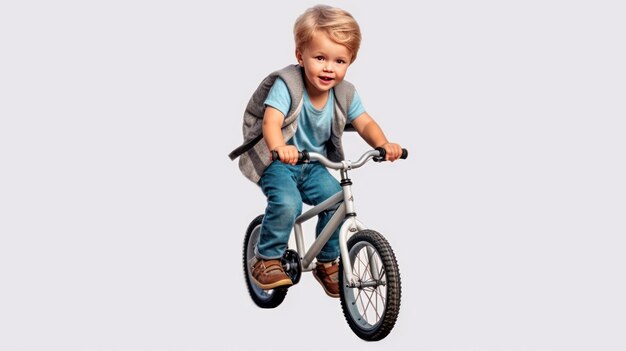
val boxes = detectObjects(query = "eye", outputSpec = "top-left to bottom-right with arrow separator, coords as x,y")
337,59 -> 347,64
315,56 -> 325,61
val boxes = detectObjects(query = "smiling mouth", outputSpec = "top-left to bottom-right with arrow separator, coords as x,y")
319,76 -> 334,82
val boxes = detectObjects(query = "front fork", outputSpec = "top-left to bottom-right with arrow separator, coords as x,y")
338,171 -> 381,288
338,216 -> 365,288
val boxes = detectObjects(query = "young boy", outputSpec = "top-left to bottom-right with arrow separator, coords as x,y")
231,5 -> 403,297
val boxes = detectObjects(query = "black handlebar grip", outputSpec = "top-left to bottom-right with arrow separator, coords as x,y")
400,148 -> 408,159
374,147 -> 386,162
271,150 -> 279,161
271,150 -> 310,164
374,147 -> 409,162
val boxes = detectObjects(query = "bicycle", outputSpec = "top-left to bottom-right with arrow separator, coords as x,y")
242,147 -> 408,341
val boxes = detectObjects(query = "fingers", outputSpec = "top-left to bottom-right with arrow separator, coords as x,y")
276,145 -> 299,165
383,143 -> 403,162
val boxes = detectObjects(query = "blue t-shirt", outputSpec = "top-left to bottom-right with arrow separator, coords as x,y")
264,78 -> 365,155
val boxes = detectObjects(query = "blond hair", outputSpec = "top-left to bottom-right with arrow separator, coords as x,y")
293,5 -> 362,63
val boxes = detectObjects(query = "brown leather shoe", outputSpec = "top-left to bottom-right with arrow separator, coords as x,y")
313,261 -> 340,298
250,258 -> 293,290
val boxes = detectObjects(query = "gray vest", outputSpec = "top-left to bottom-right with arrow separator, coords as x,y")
229,64 -> 356,183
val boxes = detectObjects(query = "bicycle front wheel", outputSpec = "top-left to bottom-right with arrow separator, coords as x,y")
339,230 -> 401,341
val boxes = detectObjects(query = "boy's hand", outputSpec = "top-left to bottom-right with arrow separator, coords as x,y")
381,142 -> 403,162
273,145 -> 299,165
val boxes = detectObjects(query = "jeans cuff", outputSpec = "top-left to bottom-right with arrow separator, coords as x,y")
316,250 -> 339,262
254,246 -> 284,261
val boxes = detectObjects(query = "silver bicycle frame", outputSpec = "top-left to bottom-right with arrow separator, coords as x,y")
286,150 -> 393,288
292,174 -> 365,288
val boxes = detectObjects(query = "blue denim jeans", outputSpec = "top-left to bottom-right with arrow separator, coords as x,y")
257,161 -> 342,262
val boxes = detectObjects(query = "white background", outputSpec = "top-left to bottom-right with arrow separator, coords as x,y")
1,1 -> 624,350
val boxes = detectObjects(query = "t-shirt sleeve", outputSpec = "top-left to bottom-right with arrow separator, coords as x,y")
347,90 -> 366,122
264,77 -> 291,117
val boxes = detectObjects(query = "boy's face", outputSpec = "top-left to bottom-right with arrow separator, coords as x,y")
296,31 -> 352,96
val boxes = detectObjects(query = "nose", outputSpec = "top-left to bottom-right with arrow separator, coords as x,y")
323,63 -> 333,72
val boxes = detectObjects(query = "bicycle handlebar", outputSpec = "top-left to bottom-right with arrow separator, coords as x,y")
270,148 -> 408,171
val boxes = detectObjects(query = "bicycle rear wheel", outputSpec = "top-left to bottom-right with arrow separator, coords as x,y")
242,215 -> 288,308
339,230 -> 401,341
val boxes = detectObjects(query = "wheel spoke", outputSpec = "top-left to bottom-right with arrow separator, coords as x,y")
355,285 -> 364,303
356,251 -> 369,278
357,289 -> 368,322
359,250 -> 373,281
362,289 -> 381,322
352,248 -> 385,325
369,289 -> 378,322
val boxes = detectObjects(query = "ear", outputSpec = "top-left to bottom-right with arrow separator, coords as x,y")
295,49 -> 303,66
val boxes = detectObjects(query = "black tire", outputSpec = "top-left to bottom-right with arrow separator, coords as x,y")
339,230 -> 401,341
242,214 -> 288,308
